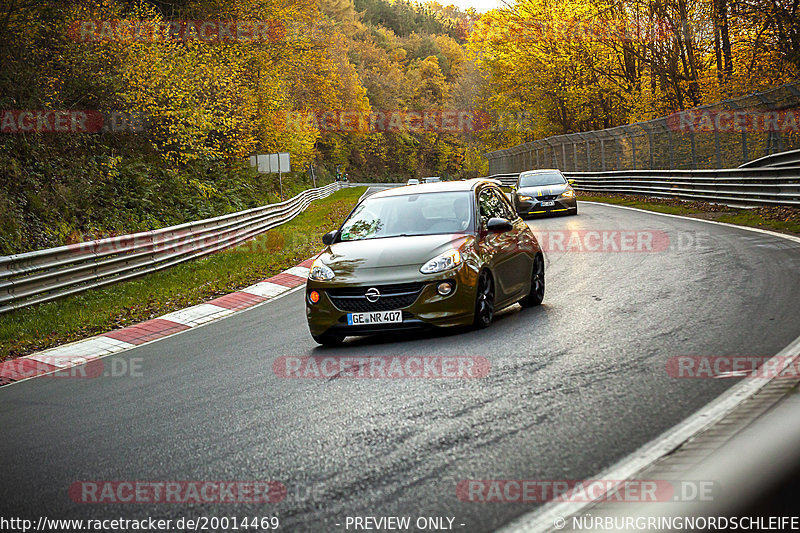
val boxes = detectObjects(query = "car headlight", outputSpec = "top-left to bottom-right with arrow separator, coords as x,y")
518,195 -> 532,201
560,189 -> 575,198
420,249 -> 462,274
308,258 -> 335,281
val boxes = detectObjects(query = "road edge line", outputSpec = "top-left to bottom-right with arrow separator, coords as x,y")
499,336 -> 800,533
498,202 -> 800,533
0,277 -> 308,389
580,201 -> 800,244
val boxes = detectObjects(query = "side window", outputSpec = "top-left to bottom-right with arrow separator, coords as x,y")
478,188 -> 503,228
491,189 -> 518,220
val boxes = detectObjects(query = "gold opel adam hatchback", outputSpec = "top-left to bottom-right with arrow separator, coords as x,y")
305,179 -> 544,345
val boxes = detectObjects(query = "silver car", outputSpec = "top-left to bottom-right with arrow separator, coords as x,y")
511,169 -> 577,217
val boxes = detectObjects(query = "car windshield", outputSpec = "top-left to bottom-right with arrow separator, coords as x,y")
519,172 -> 566,187
339,192 -> 472,241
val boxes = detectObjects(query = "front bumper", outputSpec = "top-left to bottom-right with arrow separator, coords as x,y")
516,196 -> 577,216
305,264 -> 479,337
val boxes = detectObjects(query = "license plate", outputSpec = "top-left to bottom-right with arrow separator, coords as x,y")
541,201 -> 555,207
347,310 -> 403,325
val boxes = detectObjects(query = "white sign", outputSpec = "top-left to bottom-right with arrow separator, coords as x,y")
252,152 -> 291,173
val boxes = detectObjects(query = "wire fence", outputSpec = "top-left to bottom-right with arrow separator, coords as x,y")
485,81 -> 800,175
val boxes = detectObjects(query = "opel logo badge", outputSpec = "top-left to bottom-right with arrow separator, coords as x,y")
365,287 -> 381,303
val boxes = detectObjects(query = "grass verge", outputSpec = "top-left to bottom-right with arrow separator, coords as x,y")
577,192 -> 800,235
0,187 -> 365,361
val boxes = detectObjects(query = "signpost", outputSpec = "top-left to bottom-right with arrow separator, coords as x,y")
251,152 -> 291,200
308,164 -> 317,188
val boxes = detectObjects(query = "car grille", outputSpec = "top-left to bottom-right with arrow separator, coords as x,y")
536,194 -> 559,201
327,282 -> 425,312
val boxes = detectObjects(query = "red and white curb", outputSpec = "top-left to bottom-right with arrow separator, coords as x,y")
0,258 -> 313,386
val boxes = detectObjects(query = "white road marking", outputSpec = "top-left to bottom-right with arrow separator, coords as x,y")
159,303 -> 235,326
581,201 -> 800,244
499,201 -> 800,533
284,266 -> 310,278
27,337 -> 136,366
240,281 -> 289,298
1,285 -> 307,388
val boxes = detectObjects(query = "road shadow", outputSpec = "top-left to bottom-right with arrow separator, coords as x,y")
311,303 -> 552,351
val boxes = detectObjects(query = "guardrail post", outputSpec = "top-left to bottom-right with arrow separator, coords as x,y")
571,142 -> 577,171
668,130 -> 675,169
741,131 -> 748,164
600,139 -> 606,172
585,139 -> 591,171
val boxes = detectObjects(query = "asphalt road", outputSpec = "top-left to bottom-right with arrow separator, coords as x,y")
2,203 -> 799,532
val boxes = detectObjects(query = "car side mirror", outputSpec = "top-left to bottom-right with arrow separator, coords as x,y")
568,179 -> 575,185
322,230 -> 338,245
486,217 -> 513,233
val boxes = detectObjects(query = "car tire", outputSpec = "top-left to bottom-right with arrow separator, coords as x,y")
520,254 -> 545,307
473,270 -> 495,328
570,206 -> 578,215
311,332 -> 345,346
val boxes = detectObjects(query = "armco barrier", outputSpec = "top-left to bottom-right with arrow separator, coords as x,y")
0,182 -> 358,314
739,148 -> 800,169
488,167 -> 800,207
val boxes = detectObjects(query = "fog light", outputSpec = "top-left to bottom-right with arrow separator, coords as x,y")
308,290 -> 321,304
437,282 -> 454,296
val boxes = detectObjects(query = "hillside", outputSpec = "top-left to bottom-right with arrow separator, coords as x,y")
0,0 -> 481,254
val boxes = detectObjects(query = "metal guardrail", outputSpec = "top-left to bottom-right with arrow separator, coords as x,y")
739,148 -> 800,168
488,174 -> 524,187
0,182 -> 356,314
488,167 -> 800,207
